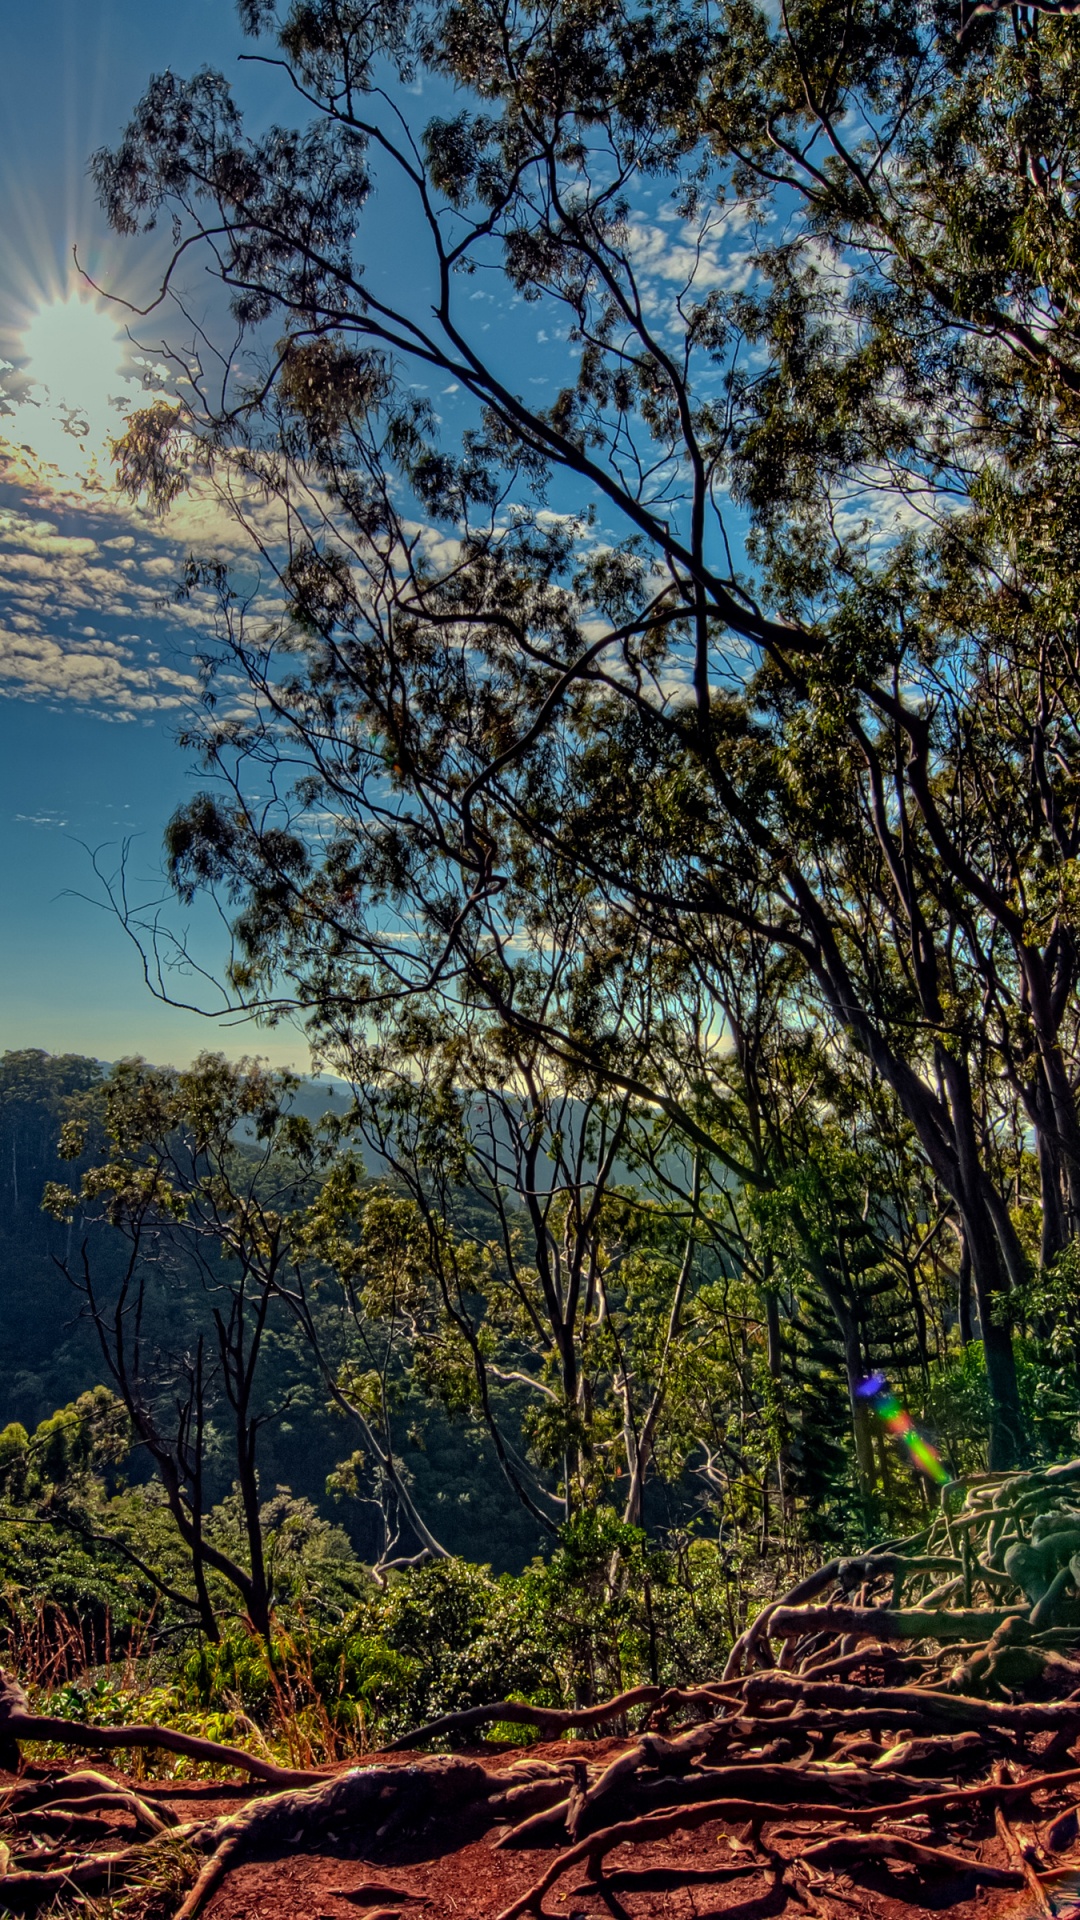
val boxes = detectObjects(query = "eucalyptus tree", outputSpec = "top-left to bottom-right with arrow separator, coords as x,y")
93,0 -> 1080,1465
43,1055 -> 329,1637
320,939 -> 717,1532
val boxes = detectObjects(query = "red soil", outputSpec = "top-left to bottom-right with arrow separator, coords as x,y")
5,1740 -> 1078,1920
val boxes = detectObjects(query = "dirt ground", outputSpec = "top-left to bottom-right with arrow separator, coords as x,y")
6,1740 -> 1080,1920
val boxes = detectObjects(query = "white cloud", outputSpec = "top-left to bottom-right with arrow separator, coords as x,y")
623,220 -> 756,296
0,398 -> 305,720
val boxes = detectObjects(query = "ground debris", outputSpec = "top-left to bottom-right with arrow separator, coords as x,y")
9,1461 -> 1080,1917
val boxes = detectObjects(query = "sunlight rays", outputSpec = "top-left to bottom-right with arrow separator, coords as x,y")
1,290 -> 133,487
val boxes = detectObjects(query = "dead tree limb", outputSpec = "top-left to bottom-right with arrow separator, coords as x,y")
0,1669 -> 322,1788
377,1685 -> 664,1752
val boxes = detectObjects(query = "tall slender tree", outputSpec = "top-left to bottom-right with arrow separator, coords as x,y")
94,0 -> 1080,1464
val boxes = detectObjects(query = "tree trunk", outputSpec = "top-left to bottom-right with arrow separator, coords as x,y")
1020,942 -> 1080,1246
1035,1103 -> 1068,1272
236,1430 -> 272,1642
959,1194 -> 1024,1468
958,1231 -> 975,1347
764,1285 -> 791,1517
935,1050 -> 1025,1469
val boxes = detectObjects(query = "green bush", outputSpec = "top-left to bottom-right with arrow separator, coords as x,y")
16,1515 -> 745,1762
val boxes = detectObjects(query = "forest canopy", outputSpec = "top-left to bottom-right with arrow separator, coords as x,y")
12,4 -> 1080,1913
11,0 -> 1080,1698
87,0 -> 1080,1484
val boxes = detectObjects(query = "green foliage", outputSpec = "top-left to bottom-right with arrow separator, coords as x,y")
922,1346 -> 995,1482
20,0 -> 1080,1750
94,0 -> 1080,1488
514,1509 -> 736,1701
12,1519 -> 745,1760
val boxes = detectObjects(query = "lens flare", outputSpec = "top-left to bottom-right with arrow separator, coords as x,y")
856,1373 -> 948,1485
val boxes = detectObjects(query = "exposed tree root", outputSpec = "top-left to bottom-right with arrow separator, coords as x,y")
8,1781 -> 175,1837
494,1800 -> 787,1920
800,1834 -> 1026,1886
172,1759 -> 498,1920
768,1602 -> 1024,1640
11,1460 -> 1080,1915
378,1685 -> 666,1751
0,1844 -> 152,1907
992,1766 -> 1054,1915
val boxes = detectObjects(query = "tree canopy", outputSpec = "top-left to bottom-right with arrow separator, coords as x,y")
7,16 -> 1080,1902
80,0 -> 1080,1522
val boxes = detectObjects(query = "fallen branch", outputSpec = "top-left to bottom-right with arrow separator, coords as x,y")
0,1669 -> 322,1788
377,1684 -> 664,1752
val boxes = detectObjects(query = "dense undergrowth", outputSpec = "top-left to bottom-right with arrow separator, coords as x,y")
5,1333 -> 1079,1778
2,1513 -> 747,1773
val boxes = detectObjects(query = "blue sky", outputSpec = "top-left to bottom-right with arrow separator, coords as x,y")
0,0 -> 754,1072
0,0 -> 569,1073
0,0 -> 315,1069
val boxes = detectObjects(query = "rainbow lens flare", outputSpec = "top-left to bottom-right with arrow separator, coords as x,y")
855,1372 -> 948,1485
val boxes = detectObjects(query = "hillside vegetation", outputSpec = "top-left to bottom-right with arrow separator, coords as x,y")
13,0 -> 1080,1903
1,1042 -> 1076,1745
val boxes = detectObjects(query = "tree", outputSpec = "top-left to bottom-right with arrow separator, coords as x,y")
93,0 -> 1080,1466
315,931 -> 714,1533
45,1054 -> 336,1639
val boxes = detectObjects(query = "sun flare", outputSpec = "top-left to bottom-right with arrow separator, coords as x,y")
3,293 -> 131,484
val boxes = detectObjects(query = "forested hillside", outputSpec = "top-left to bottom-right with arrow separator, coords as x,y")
1,1050 -> 105,1423
4,1030 -> 1077,1634
12,0 -> 1080,1908
0,1049 -> 538,1577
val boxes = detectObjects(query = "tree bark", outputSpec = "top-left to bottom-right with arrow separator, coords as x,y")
958,1230 -> 975,1347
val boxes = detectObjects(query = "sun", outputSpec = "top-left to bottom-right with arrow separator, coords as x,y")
2,293 -> 131,484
